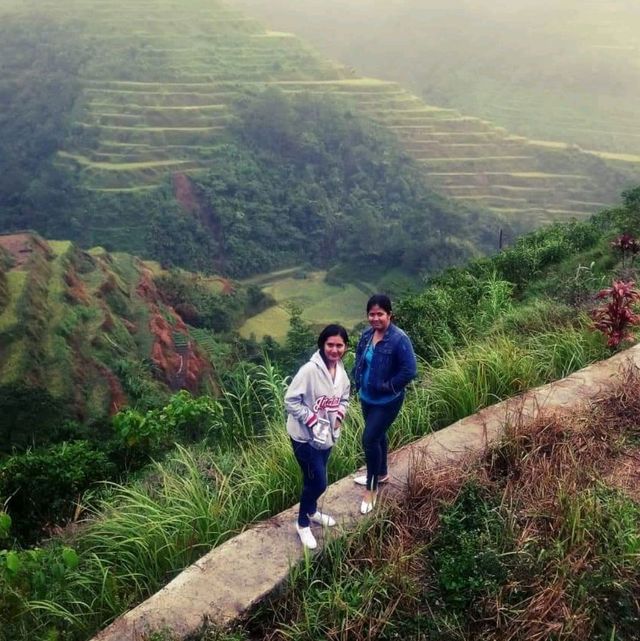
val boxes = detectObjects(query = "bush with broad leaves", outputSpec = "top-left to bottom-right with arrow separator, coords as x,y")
591,280 -> 640,348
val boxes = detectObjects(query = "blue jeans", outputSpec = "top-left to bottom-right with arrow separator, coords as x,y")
361,395 -> 404,491
291,439 -> 331,527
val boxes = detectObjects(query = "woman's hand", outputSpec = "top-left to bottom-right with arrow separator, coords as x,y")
374,381 -> 393,394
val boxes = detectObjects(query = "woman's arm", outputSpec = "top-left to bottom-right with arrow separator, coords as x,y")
385,334 -> 418,394
284,364 -> 318,428
351,332 -> 369,389
336,376 -> 350,423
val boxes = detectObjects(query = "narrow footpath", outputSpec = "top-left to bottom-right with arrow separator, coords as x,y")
93,344 -> 640,641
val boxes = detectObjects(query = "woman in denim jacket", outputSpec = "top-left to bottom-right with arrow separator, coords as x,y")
352,294 -> 417,514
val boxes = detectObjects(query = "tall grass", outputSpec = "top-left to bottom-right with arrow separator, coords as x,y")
6,319 -> 612,640
201,370 -> 640,641
216,356 -> 287,445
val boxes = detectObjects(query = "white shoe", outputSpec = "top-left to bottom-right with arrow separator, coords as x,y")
296,524 -> 318,549
360,499 -> 375,515
353,474 -> 389,486
309,511 -> 336,527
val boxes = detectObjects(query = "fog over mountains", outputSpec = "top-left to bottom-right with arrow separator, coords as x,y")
232,0 -> 640,156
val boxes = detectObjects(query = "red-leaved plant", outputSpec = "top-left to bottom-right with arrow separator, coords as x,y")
592,280 -> 640,348
611,233 -> 640,266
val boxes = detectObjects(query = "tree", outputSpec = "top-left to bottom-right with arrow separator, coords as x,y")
281,303 -> 315,372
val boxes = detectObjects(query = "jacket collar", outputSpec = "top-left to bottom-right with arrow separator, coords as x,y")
363,323 -> 396,343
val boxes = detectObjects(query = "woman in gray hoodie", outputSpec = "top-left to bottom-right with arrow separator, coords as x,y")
285,324 -> 350,550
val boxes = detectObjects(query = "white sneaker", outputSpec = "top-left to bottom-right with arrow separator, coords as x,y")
309,511 -> 336,527
360,499 -> 375,514
295,524 -> 318,549
353,474 -> 389,486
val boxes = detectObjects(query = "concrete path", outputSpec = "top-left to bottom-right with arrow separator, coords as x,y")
92,345 -> 640,641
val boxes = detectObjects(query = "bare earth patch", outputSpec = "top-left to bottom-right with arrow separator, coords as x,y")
0,232 -> 48,267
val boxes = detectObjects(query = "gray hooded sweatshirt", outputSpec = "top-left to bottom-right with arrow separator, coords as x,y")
285,350 -> 350,449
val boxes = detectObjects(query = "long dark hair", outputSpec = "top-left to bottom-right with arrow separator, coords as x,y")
317,324 -> 349,364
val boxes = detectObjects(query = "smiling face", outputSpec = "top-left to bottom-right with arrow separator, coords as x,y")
368,304 -> 392,333
322,334 -> 347,366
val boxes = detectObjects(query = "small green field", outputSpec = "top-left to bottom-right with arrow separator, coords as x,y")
239,270 -> 370,341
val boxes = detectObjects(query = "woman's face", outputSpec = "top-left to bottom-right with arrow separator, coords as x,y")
368,304 -> 392,332
323,334 -> 347,365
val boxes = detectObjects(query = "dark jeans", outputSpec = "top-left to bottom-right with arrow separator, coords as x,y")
291,439 -> 331,527
361,395 -> 404,491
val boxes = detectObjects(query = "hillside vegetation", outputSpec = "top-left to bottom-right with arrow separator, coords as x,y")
0,232 -> 272,447
1,186 -> 639,641
0,0 -> 636,279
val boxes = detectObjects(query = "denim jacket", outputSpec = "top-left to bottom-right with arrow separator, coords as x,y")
353,324 -> 417,397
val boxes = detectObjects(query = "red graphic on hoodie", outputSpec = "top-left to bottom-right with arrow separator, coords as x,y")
313,395 -> 341,413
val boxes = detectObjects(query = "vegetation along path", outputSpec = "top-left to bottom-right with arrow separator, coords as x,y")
92,344 -> 640,641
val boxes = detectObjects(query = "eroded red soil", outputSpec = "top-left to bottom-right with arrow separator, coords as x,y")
0,233 -> 46,267
138,266 -> 213,392
172,172 -> 199,214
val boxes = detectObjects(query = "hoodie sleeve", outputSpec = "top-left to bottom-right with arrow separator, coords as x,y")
284,363 -> 318,428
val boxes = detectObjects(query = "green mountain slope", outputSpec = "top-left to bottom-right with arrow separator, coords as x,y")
0,231 -> 263,448
0,0 -> 636,278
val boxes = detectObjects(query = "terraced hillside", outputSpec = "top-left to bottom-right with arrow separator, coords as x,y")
0,231 -> 237,433
51,0 -> 354,192
71,77 -> 634,225
3,0 -> 636,242
234,0 -> 640,157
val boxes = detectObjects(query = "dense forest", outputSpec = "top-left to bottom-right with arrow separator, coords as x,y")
191,89 -> 503,278
0,17 -> 86,232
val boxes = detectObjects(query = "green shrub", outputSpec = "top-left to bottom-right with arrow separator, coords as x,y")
0,441 -> 114,542
490,221 -> 600,291
431,483 -> 509,610
0,543 -> 84,641
395,272 -> 514,362
491,298 -> 575,335
0,384 -> 68,454
112,390 -> 223,467
112,358 -> 166,408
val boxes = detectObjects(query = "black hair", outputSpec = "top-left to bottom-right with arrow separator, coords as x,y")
317,324 -> 349,353
366,294 -> 392,314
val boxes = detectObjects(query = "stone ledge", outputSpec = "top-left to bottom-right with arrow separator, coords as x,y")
92,344 -> 640,641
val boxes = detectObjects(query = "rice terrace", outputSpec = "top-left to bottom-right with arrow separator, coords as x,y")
14,0 -> 637,224
239,270 -> 372,341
